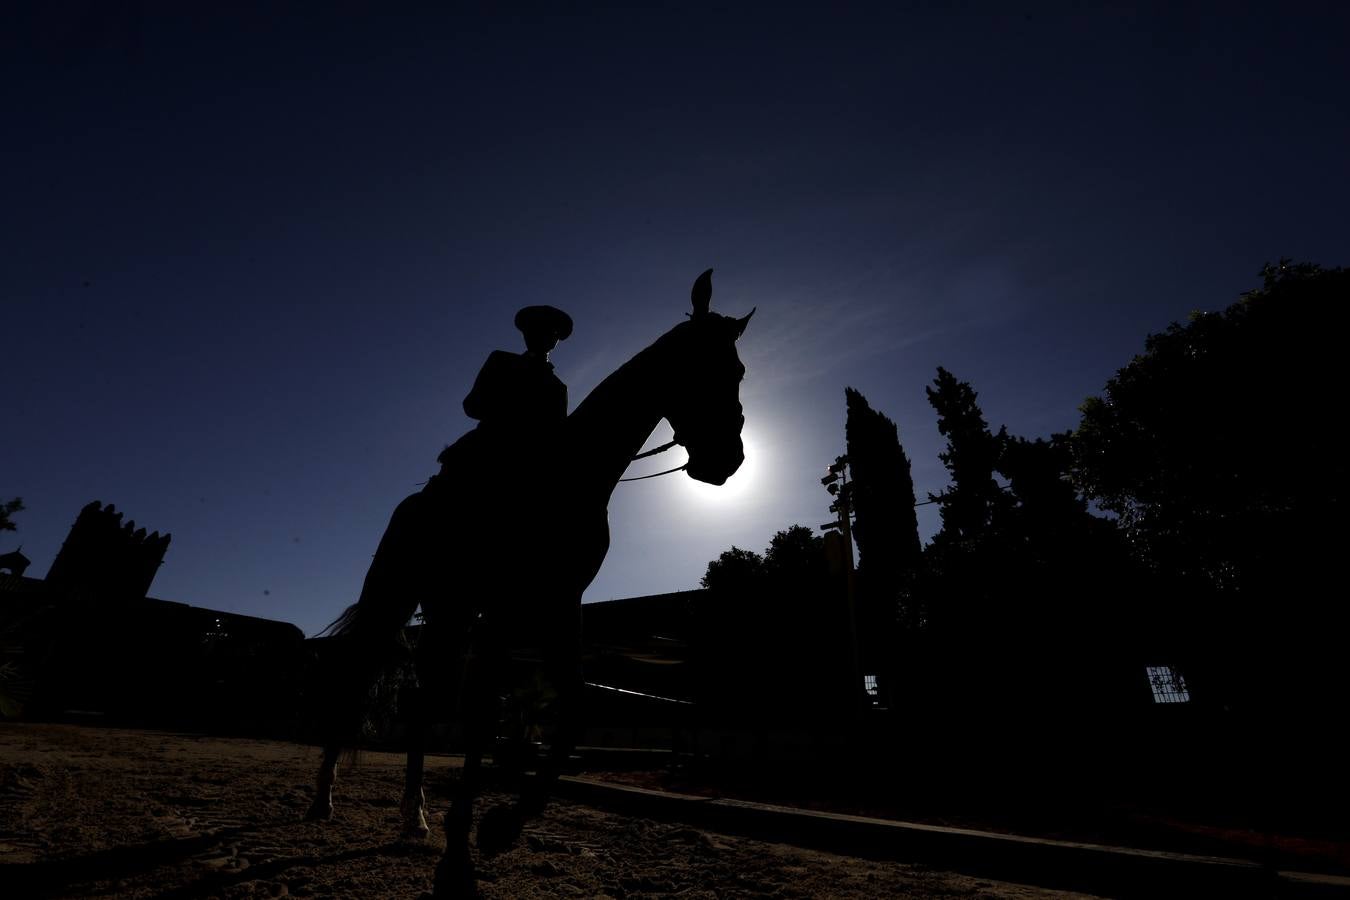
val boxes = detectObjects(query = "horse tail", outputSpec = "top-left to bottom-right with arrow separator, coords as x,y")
309,492 -> 429,754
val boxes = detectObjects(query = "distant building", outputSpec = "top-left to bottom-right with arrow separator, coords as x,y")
45,501 -> 171,600
0,549 -> 30,577
1,502 -> 303,729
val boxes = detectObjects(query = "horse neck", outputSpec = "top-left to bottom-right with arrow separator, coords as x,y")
566,340 -> 669,503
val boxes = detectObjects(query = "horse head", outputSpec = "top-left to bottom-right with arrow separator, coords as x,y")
662,269 -> 755,486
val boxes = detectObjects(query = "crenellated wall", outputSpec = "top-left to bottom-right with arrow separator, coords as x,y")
45,501 -> 172,600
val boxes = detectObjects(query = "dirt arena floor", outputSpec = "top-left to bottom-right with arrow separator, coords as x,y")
0,722 -> 1109,899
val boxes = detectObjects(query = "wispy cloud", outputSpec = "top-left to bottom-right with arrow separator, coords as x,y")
734,248 -> 1030,392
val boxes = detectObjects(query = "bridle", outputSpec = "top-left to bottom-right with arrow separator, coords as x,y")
618,440 -> 687,482
617,303 -> 751,485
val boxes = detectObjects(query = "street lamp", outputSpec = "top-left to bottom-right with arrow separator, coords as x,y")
819,455 -> 862,712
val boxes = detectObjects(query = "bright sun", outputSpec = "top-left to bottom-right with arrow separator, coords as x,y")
674,427 -> 762,506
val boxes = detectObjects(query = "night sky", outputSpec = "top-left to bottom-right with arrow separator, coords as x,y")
5,3 -> 1348,637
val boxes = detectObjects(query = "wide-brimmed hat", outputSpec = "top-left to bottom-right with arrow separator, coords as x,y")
514,305 -> 573,340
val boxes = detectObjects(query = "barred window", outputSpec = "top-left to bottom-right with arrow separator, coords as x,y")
863,674 -> 879,698
1146,665 -> 1190,703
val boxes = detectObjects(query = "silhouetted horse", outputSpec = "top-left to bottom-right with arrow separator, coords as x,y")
308,271 -> 752,898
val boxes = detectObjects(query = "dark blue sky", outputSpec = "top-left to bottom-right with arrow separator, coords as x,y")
5,2 -> 1348,636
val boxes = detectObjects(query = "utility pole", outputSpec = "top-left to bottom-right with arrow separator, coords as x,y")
820,455 -> 863,713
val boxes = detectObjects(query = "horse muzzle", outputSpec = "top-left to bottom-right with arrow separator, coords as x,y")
684,438 -> 744,486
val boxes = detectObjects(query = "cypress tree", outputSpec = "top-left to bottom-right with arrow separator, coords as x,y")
844,388 -> 921,629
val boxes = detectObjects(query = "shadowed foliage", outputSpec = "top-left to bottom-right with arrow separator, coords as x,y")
1072,261 -> 1350,717
696,525 -> 852,722
0,497 -> 23,533
699,546 -> 765,593
844,387 -> 921,702
904,367 -> 1140,747
924,368 -> 1010,551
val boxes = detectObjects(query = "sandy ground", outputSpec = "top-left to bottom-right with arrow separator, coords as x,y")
0,722 -> 1108,899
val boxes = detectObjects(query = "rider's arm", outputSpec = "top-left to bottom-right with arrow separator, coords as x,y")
463,351 -> 516,421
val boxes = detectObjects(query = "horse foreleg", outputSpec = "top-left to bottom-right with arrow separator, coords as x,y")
478,645 -> 582,857
431,738 -> 483,898
306,745 -> 341,821
432,666 -> 492,898
520,656 -> 582,819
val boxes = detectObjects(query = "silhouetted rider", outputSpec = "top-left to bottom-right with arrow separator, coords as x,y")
434,305 -> 573,478
462,305 -> 572,437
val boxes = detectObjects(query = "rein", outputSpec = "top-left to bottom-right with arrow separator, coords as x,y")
619,439 -> 686,483
418,439 -> 685,489
619,462 -> 688,482
629,440 -> 677,461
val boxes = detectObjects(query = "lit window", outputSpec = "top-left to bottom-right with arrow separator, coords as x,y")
202,617 -> 230,644
1146,665 -> 1190,703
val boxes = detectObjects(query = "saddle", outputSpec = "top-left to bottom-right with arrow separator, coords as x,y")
427,424 -> 561,501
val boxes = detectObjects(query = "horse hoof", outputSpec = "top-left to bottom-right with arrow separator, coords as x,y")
476,803 -> 524,858
304,801 -> 334,822
432,849 -> 478,899
401,790 -> 430,840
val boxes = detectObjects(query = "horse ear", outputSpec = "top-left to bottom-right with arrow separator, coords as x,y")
735,307 -> 756,338
691,269 -> 713,317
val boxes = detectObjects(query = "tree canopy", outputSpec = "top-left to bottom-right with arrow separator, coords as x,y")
696,525 -> 844,718
1072,261 -> 1349,593
699,545 -> 765,593
700,525 -> 826,595
1068,262 -> 1350,714
924,368 -> 1009,548
918,368 -> 1131,706
0,498 -> 23,533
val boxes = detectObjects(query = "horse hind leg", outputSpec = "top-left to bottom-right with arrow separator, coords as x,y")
400,684 -> 432,840
306,744 -> 341,821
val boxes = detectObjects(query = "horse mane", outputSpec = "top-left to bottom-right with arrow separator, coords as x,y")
568,312 -> 741,422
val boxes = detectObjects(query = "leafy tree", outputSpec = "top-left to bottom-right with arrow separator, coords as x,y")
921,367 -> 1013,643
763,524 -> 827,583
916,369 -> 1139,725
924,368 -> 1009,547
1072,261 -> 1350,713
999,432 -> 1139,673
909,368 -> 1017,720
0,497 -> 22,533
700,527 -> 827,593
699,546 -> 765,592
999,435 -> 1096,545
1,496 -> 32,716
697,526 -> 845,720
1073,262 -> 1349,596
